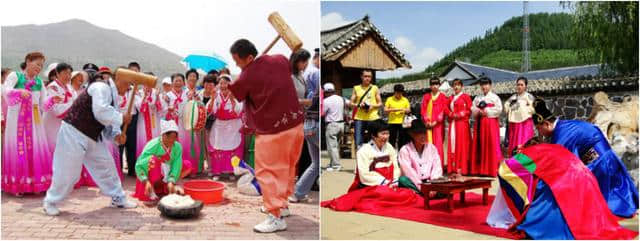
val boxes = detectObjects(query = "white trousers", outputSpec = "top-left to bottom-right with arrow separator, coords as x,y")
44,122 -> 125,204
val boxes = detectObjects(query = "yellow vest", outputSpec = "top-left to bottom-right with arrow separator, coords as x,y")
353,85 -> 380,121
385,96 -> 410,124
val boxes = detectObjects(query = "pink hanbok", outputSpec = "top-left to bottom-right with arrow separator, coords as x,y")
209,92 -> 244,175
135,88 -> 164,158
2,72 -> 53,195
171,88 -> 205,174
2,91 -> 7,133
504,92 -> 535,154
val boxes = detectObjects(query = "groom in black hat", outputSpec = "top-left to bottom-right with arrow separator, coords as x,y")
395,119 -> 444,195
533,98 -> 638,218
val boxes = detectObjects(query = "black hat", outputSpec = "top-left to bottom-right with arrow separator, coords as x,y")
367,119 -> 390,138
393,84 -> 405,93
533,98 -> 554,125
83,63 -> 99,72
406,119 -> 427,133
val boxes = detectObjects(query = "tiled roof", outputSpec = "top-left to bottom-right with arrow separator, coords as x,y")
321,15 -> 411,68
523,64 -> 601,80
380,76 -> 638,96
381,61 -> 614,95
443,61 -> 602,84
455,61 -> 519,83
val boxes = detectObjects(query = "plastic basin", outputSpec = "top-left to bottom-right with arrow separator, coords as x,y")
183,180 -> 225,204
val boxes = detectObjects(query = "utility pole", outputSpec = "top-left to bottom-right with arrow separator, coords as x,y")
522,1 -> 531,73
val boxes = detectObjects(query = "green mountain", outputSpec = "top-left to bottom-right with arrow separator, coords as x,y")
1,19 -> 186,79
379,12 -> 598,86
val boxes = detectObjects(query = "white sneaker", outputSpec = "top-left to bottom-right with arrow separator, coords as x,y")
111,196 -> 137,209
43,202 -> 60,216
288,195 -> 311,203
253,214 -> 287,233
280,207 -> 290,217
326,166 -> 342,172
260,206 -> 291,217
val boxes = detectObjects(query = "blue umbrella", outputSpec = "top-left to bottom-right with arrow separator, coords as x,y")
182,52 -> 228,73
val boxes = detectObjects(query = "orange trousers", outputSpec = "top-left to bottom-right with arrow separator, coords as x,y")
255,123 -> 304,217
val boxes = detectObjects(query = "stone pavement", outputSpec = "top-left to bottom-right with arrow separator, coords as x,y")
320,152 -> 639,240
1,176 -> 319,240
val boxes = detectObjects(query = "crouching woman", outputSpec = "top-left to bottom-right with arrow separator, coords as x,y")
133,119 -> 192,203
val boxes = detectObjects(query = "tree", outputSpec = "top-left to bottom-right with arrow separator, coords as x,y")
565,1 -> 639,75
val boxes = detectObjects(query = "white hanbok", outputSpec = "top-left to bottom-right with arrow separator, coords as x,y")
43,79 -> 128,204
42,80 -> 77,153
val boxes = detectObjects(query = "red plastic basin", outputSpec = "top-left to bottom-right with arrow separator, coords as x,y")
183,180 -> 225,204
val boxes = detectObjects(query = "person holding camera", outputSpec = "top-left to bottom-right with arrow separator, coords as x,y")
349,69 -> 382,148
470,77 -> 503,177
504,76 -> 535,155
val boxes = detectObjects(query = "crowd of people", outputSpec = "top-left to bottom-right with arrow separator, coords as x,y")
1,39 -> 320,233
321,69 -> 638,239
323,71 -> 521,178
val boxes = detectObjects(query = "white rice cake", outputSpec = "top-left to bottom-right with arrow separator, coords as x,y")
159,194 -> 195,208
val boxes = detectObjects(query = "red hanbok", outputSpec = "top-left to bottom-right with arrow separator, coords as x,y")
132,151 -> 191,202
470,92 -> 503,177
447,92 -> 472,175
321,164 -> 420,212
420,92 -> 448,170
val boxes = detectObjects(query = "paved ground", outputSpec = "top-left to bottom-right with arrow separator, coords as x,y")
2,175 -> 319,240
320,151 -> 639,240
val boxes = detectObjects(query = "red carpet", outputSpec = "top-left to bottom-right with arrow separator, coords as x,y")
327,192 -> 522,239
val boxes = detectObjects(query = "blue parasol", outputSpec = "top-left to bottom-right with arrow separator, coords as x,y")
181,52 -> 228,73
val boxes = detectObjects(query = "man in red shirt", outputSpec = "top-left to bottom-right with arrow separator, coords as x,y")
228,39 -> 304,233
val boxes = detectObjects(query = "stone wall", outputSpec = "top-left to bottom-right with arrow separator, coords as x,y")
538,91 -> 638,121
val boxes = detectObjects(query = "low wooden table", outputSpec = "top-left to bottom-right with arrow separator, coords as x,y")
420,179 -> 492,212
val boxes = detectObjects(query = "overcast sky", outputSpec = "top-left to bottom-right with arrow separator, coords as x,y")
1,0 -> 320,75
322,1 -> 567,78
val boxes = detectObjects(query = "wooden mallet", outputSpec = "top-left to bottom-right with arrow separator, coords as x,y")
262,12 -> 303,55
115,68 -> 158,135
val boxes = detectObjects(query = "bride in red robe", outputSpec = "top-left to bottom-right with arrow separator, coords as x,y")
447,79 -> 472,175
470,77 -> 503,177
420,78 -> 449,171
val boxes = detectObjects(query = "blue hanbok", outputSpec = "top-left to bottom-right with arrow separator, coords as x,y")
551,119 -> 639,217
